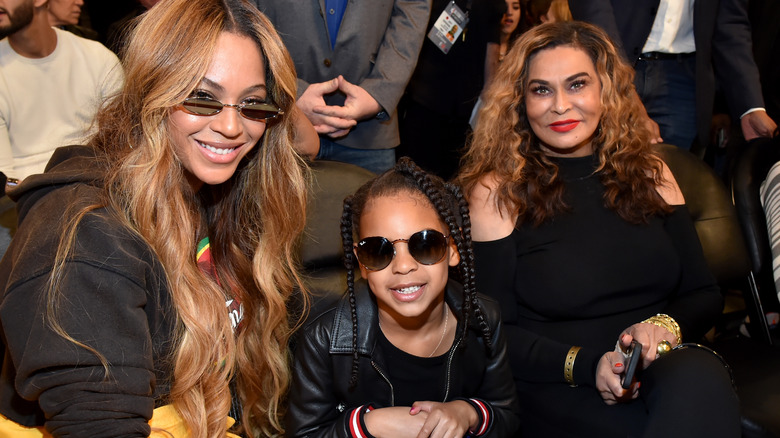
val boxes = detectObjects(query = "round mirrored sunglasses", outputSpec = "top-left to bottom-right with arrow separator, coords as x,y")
355,229 -> 450,271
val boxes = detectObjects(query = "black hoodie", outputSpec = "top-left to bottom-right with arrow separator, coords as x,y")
0,145 -> 175,437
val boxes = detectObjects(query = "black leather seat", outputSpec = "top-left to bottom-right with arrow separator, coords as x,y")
731,136 -> 780,343
656,143 -> 780,438
658,141 -> 774,342
299,160 -> 375,312
654,143 -> 752,289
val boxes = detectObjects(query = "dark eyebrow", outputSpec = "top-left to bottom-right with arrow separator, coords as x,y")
528,72 -> 591,86
200,77 -> 267,94
566,72 -> 591,81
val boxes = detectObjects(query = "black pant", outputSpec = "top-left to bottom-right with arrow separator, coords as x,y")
516,347 -> 740,438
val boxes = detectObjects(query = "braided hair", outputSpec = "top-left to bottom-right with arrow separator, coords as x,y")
340,157 -> 492,388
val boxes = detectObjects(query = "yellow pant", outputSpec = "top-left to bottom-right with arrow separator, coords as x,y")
0,405 -> 239,437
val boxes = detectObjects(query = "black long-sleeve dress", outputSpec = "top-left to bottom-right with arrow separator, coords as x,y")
472,154 -> 739,437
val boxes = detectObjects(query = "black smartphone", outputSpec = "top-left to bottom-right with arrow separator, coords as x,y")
621,340 -> 642,389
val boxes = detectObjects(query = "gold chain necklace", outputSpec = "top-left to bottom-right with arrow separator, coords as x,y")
428,305 -> 449,357
378,304 -> 450,357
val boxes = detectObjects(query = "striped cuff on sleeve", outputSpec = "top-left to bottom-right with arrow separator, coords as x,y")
347,404 -> 376,438
463,398 -> 491,436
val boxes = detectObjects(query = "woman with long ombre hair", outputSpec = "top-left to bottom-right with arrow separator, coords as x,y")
458,21 -> 740,437
0,0 -> 310,436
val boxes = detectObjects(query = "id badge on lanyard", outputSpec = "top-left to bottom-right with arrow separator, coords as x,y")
427,0 -> 470,54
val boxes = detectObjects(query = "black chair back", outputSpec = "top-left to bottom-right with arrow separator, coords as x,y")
731,138 -> 780,285
729,137 -> 780,345
654,143 -> 751,284
300,160 -> 375,308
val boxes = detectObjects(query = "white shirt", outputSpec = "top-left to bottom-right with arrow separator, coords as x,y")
642,0 -> 696,54
0,28 -> 123,180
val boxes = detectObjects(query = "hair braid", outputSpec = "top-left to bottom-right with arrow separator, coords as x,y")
341,196 -> 361,389
398,158 -> 494,349
449,183 -> 493,349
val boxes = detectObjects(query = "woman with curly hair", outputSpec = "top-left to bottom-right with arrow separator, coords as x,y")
458,21 -> 739,437
0,0 -> 312,436
286,158 -> 520,437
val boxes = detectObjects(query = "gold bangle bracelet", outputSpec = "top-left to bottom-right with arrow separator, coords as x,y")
642,313 -> 682,346
564,346 -> 581,387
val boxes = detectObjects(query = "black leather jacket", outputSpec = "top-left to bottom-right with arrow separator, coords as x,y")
285,279 -> 521,437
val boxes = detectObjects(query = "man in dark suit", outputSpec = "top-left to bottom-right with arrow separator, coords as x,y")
749,0 -> 780,123
569,0 -> 776,156
251,0 -> 430,173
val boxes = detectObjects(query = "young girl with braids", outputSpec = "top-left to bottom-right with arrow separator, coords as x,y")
285,158 -> 520,438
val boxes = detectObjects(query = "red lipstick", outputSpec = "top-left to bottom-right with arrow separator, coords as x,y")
549,120 -> 580,132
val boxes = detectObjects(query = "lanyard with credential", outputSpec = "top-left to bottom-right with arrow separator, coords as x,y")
426,0 -> 471,54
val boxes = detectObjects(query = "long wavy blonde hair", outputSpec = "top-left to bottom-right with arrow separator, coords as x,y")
459,21 -> 671,225
47,0 -> 308,436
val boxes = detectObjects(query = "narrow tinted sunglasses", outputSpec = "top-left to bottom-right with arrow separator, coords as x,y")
355,229 -> 450,271
180,97 -> 284,121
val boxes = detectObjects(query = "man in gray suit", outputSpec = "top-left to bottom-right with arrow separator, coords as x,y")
252,0 -> 430,173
